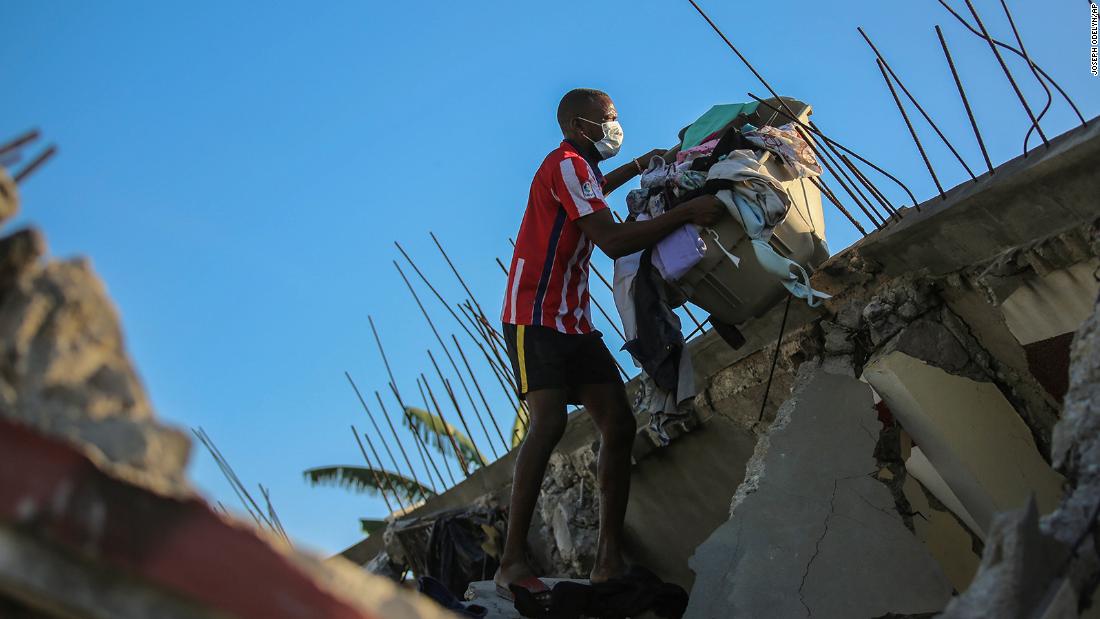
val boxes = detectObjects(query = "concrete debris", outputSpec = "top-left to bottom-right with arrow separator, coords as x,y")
937,292 -> 1100,618
0,228 -> 190,492
0,223 -> 458,618
535,445 -> 600,577
686,364 -> 952,619
0,170 -> 17,225
864,351 -> 1064,536
939,499 -> 1071,619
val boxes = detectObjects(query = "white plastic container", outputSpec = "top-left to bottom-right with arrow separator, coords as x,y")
672,98 -> 829,326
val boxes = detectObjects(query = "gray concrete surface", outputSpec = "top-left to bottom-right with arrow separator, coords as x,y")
685,364 -> 952,619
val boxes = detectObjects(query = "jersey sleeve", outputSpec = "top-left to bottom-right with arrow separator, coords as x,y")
552,155 -> 609,221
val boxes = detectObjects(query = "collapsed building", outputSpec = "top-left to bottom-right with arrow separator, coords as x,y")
1,30 -> 1099,619
344,116 -> 1100,619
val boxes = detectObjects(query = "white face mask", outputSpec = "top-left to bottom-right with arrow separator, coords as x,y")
578,117 -> 624,160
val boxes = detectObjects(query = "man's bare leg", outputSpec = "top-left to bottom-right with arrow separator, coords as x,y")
578,381 -> 636,584
495,388 -> 569,589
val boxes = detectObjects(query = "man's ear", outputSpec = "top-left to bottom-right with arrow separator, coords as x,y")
565,117 -> 581,140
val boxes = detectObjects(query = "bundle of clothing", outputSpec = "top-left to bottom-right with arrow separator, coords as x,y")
614,103 -> 827,442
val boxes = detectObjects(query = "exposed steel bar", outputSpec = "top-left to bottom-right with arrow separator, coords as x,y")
937,0 -> 1085,127
421,374 -> 471,478
428,349 -> 493,462
858,27 -> 977,180
0,129 -> 39,158
13,145 -> 57,185
375,390 -> 436,493
452,334 -> 510,452
935,25 -> 995,176
389,381 -> 448,490
961,0 -> 1049,147
345,371 -> 416,490
747,93 -> 920,208
416,378 -> 458,486
997,0 -> 1053,157
875,59 -> 946,201
350,424 -> 402,512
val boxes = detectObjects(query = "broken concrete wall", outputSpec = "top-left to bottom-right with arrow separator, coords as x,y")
939,288 -> 1100,618
686,364 -> 953,618
0,202 -> 458,616
0,227 -> 190,491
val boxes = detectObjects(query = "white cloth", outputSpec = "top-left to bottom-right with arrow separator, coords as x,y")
743,123 -> 823,178
707,150 -> 791,241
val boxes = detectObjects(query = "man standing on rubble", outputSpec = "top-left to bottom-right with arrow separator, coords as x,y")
496,88 -> 724,598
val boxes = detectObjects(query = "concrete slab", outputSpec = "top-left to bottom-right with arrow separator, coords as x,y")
863,351 -> 1064,535
685,365 -> 952,619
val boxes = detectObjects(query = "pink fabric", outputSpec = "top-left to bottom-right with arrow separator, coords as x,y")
675,139 -> 719,165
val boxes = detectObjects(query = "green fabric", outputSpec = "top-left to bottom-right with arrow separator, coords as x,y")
680,102 -> 760,150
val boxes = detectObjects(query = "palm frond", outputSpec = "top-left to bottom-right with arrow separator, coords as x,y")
303,465 -> 434,503
404,406 -> 487,467
512,406 -> 529,448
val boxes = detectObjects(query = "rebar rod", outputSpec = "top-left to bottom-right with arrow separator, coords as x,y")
193,428 -> 270,528
812,132 -> 889,226
937,0 -> 1086,127
13,145 -> 57,184
416,378 -> 458,486
934,25 -> 995,176
746,93 -> 920,208
258,484 -> 291,542
430,232 -> 490,325
808,177 -> 869,235
858,27 -> 977,180
0,129 -> 39,158
428,349 -> 493,462
389,382 -> 448,490
875,59 -> 946,201
394,241 -> 482,345
375,391 -> 434,493
997,0 -> 1054,157
834,147 -> 899,217
345,371 -> 413,489
368,315 -> 404,403
452,334 -> 510,452
350,424 -> 400,512
685,0 -> 805,129
422,374 -> 472,477
684,0 -> 917,211
843,154 -> 900,219
961,0 -> 1049,147
393,260 -> 500,448
456,302 -> 516,403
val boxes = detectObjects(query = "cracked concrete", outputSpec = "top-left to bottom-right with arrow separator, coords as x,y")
685,364 -> 952,619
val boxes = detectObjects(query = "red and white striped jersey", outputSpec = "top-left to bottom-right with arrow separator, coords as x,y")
501,140 -> 608,334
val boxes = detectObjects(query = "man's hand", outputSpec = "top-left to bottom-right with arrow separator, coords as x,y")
637,148 -> 667,168
681,195 -> 726,227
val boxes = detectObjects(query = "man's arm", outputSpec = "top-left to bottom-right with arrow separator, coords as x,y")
602,148 -> 666,195
576,195 -> 725,260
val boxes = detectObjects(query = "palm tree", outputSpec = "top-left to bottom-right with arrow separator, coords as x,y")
403,406 -> 488,471
304,465 -> 434,502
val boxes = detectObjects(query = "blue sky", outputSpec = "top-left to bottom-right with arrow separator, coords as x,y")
4,1 -> 1097,556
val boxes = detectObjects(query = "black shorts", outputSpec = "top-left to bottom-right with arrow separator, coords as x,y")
502,323 -> 622,403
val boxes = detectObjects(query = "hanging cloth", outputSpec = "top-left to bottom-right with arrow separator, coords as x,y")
680,102 -> 760,150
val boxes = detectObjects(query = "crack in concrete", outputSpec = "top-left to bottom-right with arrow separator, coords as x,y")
798,478 -> 840,617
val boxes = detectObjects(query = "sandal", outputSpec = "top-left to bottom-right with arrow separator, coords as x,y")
495,576 -> 551,602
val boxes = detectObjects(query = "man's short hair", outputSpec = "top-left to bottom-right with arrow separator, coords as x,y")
557,88 -> 611,131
